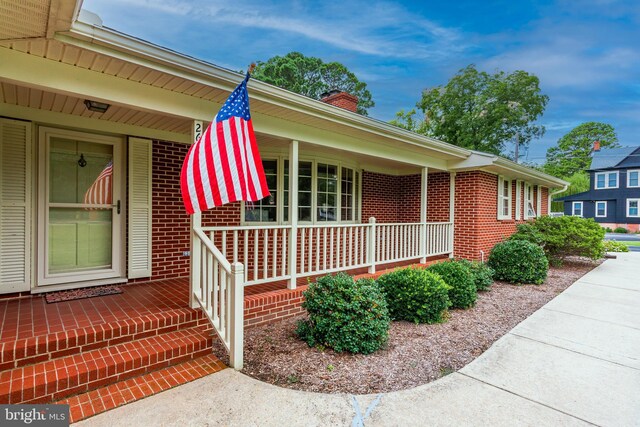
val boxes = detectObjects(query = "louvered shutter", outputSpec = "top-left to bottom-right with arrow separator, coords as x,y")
0,118 -> 32,293
128,137 -> 152,278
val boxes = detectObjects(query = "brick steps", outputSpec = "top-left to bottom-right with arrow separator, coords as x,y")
0,307 -> 207,371
0,325 -> 216,405
59,354 -> 226,423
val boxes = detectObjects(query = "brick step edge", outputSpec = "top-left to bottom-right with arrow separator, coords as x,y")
0,325 -> 215,404
0,307 -> 209,370
59,354 -> 226,423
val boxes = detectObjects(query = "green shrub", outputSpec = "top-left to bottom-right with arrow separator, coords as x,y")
614,226 -> 628,233
376,268 -> 451,324
530,216 -> 605,261
509,223 -> 545,246
488,240 -> 549,285
427,261 -> 477,308
457,259 -> 494,291
602,240 -> 629,252
296,273 -> 390,354
605,227 -> 613,232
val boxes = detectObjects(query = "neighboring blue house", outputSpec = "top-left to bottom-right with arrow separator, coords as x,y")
555,146 -> 640,232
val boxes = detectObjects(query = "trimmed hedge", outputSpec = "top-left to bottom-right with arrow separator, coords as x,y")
488,240 -> 548,285
296,273 -> 390,354
376,268 -> 451,324
427,261 -> 477,308
457,259 -> 494,291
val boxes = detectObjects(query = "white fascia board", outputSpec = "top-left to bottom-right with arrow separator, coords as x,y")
60,22 -> 471,161
489,158 -> 568,188
448,151 -> 495,170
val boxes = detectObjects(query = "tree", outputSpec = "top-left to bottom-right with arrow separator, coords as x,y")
544,122 -> 619,177
251,52 -> 374,115
390,65 -> 548,156
550,171 -> 589,212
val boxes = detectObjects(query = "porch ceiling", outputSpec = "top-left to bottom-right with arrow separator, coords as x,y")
0,0 -> 77,41
0,80 -> 192,135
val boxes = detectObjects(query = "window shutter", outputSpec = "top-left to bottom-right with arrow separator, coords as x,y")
0,118 -> 32,293
128,137 -> 152,278
536,186 -> 542,217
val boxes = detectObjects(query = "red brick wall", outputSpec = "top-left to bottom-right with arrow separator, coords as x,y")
427,172 -> 451,222
361,171 -> 421,223
453,171 -> 550,261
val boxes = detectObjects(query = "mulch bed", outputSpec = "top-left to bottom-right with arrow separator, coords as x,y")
213,257 -> 601,394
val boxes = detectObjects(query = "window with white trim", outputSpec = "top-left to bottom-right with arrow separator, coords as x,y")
514,180 -> 522,220
595,171 -> 618,189
536,186 -> 542,217
244,159 -> 279,222
572,201 -> 583,217
497,176 -> 512,219
628,199 -> 640,218
595,201 -> 607,217
627,170 -> 639,188
524,183 -> 536,219
250,158 -> 361,224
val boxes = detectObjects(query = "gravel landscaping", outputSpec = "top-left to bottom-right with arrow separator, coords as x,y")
215,257 -> 601,394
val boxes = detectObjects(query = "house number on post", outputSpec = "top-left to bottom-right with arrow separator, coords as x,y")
193,120 -> 203,143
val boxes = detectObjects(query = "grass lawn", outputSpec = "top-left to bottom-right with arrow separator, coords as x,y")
622,241 -> 640,247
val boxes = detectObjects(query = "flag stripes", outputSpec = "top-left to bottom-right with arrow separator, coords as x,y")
84,160 -> 113,206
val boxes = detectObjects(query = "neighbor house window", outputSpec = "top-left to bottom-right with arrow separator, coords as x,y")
524,183 -> 536,219
628,199 -> 640,218
497,176 -> 512,219
595,171 -> 618,189
244,159 -> 279,222
595,201 -> 607,217
572,201 -> 583,217
627,170 -> 639,188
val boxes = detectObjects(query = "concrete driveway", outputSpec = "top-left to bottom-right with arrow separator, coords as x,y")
78,253 -> 640,426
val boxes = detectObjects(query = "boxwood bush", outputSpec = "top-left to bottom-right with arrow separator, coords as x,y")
427,261 -> 477,308
603,240 -> 629,252
376,268 -> 451,324
295,273 -> 390,354
457,259 -> 494,291
488,240 -> 548,285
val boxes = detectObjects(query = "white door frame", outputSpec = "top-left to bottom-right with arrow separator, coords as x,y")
36,126 -> 126,289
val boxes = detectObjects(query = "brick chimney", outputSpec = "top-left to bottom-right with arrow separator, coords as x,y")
320,90 -> 358,113
593,140 -> 601,152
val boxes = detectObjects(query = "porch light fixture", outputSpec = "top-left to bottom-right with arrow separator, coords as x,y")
84,99 -> 110,113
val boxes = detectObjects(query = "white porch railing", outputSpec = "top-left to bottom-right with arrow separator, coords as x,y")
191,227 -> 244,369
201,219 -> 453,286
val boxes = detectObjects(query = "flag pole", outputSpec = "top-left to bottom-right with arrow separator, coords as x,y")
247,63 -> 256,75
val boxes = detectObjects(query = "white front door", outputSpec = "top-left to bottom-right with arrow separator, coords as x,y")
37,127 -> 124,287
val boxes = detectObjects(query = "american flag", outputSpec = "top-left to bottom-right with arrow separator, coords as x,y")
180,73 -> 269,214
84,160 -> 112,205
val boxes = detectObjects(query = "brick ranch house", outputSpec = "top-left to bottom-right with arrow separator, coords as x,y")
0,0 -> 567,419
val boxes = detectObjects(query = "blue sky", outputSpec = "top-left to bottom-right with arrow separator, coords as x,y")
82,0 -> 640,164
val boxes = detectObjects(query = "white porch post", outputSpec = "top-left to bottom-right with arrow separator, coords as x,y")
287,140 -> 299,289
229,262 -> 245,369
420,167 -> 429,263
449,172 -> 456,258
189,120 -> 203,308
367,217 -> 376,274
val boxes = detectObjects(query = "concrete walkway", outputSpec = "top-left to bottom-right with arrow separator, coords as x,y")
78,253 -> 640,427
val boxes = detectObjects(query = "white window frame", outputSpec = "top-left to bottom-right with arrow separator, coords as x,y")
572,201 -> 583,217
241,155 -> 361,225
627,170 -> 640,188
524,182 -> 536,219
595,201 -> 607,218
536,186 -> 542,218
497,176 -> 512,220
595,171 -> 619,189
514,180 -> 522,220
627,199 -> 640,218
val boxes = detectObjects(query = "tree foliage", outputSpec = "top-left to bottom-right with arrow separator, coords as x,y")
544,122 -> 619,177
390,65 -> 548,155
550,172 -> 589,212
251,52 -> 374,115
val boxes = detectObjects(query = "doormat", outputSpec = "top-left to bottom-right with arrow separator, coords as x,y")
45,285 -> 123,303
